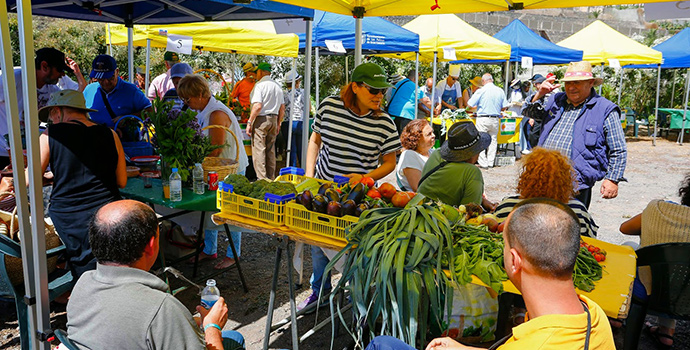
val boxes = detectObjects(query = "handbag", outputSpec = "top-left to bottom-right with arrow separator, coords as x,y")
159,219 -> 198,260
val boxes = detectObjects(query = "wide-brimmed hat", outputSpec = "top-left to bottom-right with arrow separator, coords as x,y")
242,62 -> 258,73
38,90 -> 97,122
351,63 -> 392,89
510,78 -> 521,89
469,76 -> 482,87
439,122 -> 491,162
284,70 -> 301,82
561,61 -> 603,86
388,73 -> 405,85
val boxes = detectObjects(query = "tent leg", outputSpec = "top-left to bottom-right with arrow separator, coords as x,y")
671,69 -> 677,106
345,56 -> 349,84
680,68 -> 690,145
598,63 -> 604,95
653,65 -> 661,146
127,26 -> 134,84
354,17 -> 362,66
108,23 -> 113,56
415,52 -> 419,120
286,58 -> 296,166
145,39 -> 151,94
15,0 -> 51,348
430,52 -> 437,129
617,68 -> 624,106
315,47 -> 319,110
301,19 -> 312,166
504,61 -> 509,95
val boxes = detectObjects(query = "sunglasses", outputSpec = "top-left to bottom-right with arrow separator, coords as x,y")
450,76 -> 459,81
360,84 -> 387,95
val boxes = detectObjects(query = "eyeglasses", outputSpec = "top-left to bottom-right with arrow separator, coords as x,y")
360,84 -> 387,95
181,96 -> 192,104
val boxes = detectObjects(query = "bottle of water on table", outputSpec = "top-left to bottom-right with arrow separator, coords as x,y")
170,168 -> 182,202
201,279 -> 220,309
193,163 -> 205,195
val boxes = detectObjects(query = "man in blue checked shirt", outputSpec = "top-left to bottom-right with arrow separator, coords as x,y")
535,61 -> 627,209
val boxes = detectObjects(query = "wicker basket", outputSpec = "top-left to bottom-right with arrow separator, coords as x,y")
202,124 -> 240,181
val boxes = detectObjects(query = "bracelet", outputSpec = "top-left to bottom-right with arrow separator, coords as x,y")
204,323 -> 222,332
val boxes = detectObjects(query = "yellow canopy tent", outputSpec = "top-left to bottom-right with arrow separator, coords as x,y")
378,14 -> 511,62
106,21 -> 299,57
557,20 -> 662,66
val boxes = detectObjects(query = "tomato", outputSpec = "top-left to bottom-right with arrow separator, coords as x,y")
588,246 -> 596,253
496,222 -> 505,233
378,182 -> 397,199
391,191 -> 413,208
366,188 -> 381,199
595,254 -> 605,262
360,176 -> 375,188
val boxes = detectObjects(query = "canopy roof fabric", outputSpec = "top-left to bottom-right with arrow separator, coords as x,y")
5,0 -> 313,25
378,14 -> 511,62
557,20 -> 662,66
297,10 -> 419,54
451,19 -> 583,65
269,0 -> 670,17
107,21 -> 299,57
627,28 -> 690,69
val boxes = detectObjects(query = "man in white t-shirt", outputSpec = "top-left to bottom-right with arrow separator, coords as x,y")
247,62 -> 285,180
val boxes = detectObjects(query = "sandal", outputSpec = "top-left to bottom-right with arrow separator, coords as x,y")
213,257 -> 237,270
187,252 -> 217,264
645,323 -> 674,348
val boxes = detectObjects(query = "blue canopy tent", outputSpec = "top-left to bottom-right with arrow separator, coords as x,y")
0,1 -> 313,349
625,28 -> 690,144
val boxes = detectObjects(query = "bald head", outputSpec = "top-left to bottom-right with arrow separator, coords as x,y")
89,200 -> 159,266
426,78 -> 433,90
505,199 -> 580,278
482,73 -> 493,84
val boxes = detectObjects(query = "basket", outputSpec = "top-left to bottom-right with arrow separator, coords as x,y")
202,124 -> 240,181
217,182 -> 295,226
285,202 -> 358,243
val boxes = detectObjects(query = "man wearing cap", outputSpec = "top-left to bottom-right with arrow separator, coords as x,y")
83,54 -> 152,128
386,69 -> 423,134
0,47 -> 86,168
434,66 -> 464,114
231,62 -> 258,120
467,73 -> 510,169
417,122 -> 490,206
535,61 -> 627,208
247,62 -> 284,180
147,51 -> 180,99
163,62 -> 194,110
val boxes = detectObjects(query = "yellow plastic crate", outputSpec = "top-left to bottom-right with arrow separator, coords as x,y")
274,174 -> 334,187
216,189 -> 291,226
285,201 -> 359,243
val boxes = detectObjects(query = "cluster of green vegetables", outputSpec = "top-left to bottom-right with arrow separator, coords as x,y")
445,224 -> 508,294
324,200 -> 457,349
222,174 -> 296,199
573,246 -> 604,292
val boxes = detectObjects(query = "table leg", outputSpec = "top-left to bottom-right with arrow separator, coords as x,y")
192,211 -> 206,278
264,237 -> 283,350
224,224 -> 248,292
286,239 -> 299,350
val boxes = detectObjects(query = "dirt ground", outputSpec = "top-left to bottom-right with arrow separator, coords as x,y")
1,133 -> 690,350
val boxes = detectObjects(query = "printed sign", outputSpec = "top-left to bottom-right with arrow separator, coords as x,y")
500,118 -> 517,135
324,40 -> 346,54
608,59 -> 621,69
443,47 -> 457,60
166,34 -> 193,55
363,33 -> 386,46
521,56 -> 533,69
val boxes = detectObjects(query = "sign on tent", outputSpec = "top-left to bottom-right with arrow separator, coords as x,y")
325,40 -> 346,53
167,34 -> 193,55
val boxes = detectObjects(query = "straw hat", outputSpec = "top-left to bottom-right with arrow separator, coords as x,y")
242,62 -> 258,73
561,61 -> 603,86
469,76 -> 482,87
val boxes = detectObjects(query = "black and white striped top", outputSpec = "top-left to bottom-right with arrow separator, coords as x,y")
314,96 -> 401,181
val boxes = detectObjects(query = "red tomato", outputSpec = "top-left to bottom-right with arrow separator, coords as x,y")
366,188 -> 381,199
360,176 -> 375,188
391,192 -> 413,208
595,254 -> 605,262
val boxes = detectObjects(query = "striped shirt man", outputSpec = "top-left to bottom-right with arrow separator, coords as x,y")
314,96 -> 401,181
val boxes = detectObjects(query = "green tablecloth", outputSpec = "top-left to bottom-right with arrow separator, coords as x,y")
658,108 -> 690,130
120,177 -> 218,212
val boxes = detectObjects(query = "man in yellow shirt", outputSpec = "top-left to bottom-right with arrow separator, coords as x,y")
366,198 -> 615,350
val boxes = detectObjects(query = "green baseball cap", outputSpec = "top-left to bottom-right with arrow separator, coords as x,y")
38,90 -> 97,122
257,62 -> 272,72
351,63 -> 392,89
164,51 -> 180,62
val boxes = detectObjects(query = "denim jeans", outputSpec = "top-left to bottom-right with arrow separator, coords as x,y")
221,330 -> 246,350
203,229 -> 241,259
519,119 -> 532,152
310,246 -> 332,295
364,336 -> 415,350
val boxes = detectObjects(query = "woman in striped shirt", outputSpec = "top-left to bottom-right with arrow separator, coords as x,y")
494,147 -> 598,237
300,63 -> 401,311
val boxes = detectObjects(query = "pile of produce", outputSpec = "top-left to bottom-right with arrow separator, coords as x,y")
574,240 -> 606,292
324,199 -> 457,348
222,174 -> 296,199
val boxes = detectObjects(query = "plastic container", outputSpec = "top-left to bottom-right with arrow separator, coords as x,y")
193,163 -> 205,195
200,279 -> 220,309
285,202 -> 358,243
170,168 -> 182,202
279,167 -> 306,176
216,182 -> 296,226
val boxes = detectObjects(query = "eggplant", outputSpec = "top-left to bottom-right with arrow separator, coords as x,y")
317,183 -> 333,196
341,199 -> 357,217
327,201 -> 342,217
299,190 -> 313,210
355,203 -> 369,217
312,195 -> 328,213
324,188 -> 340,203
346,183 -> 366,204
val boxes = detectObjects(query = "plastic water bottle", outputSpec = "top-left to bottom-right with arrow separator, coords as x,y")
201,279 -> 220,309
193,163 -> 205,195
170,168 -> 182,202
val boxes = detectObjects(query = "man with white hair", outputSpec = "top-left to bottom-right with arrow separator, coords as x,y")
467,73 -> 510,169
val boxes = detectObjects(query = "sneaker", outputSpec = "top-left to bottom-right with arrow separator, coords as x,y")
297,292 -> 319,312
521,149 -> 532,155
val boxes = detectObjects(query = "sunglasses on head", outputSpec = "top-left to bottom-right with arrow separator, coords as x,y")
359,84 -> 387,95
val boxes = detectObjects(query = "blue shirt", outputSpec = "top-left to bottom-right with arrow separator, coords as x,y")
387,79 -> 423,120
83,79 -> 151,128
467,82 -> 509,116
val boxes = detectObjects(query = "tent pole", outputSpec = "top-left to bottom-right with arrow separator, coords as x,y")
315,47 -> 319,109
15,0 -> 51,347
617,68 -> 623,106
504,61 -> 509,95
671,69 -> 677,106
345,56 -> 349,84
415,52 -> 419,120
0,2 -> 44,349
108,23 -> 113,56
653,64 -> 661,146
128,26 -> 134,83
301,19 -> 312,169
145,39 -> 151,93
431,52 -> 437,130
598,63 -> 604,95
680,68 -> 690,145
354,17 -> 362,66
286,58 -> 296,166
514,61 -> 518,80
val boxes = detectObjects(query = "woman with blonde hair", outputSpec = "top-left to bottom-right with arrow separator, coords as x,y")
494,147 -> 598,237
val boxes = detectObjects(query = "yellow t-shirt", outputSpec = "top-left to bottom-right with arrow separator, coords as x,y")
500,296 -> 615,350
